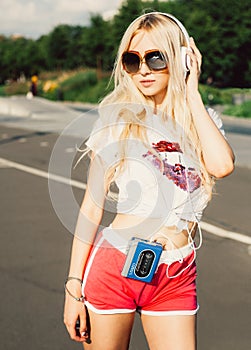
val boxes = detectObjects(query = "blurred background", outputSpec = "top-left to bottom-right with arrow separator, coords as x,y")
0,1 -> 250,350
0,0 -> 250,116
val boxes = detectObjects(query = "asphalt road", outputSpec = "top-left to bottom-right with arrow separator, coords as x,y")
0,103 -> 250,350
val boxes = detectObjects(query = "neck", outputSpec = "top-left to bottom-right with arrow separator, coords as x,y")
153,90 -> 167,113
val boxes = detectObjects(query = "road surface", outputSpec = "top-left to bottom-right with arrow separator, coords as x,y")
0,96 -> 250,349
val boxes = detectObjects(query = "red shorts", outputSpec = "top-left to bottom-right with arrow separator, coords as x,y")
82,230 -> 198,316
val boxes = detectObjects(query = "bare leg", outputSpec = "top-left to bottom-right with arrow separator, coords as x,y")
141,314 -> 197,350
83,309 -> 135,350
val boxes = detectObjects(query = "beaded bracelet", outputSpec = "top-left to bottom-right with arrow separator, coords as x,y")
64,276 -> 85,302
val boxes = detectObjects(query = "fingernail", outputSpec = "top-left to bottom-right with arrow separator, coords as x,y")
81,331 -> 87,337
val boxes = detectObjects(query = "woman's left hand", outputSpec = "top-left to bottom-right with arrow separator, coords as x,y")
186,37 -> 202,93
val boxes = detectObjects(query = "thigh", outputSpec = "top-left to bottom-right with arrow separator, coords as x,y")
141,314 -> 196,350
83,309 -> 135,350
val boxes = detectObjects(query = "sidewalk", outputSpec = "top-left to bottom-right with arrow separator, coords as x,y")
0,95 -> 98,137
0,95 -> 250,168
1,95 -> 251,126
0,95 -> 86,119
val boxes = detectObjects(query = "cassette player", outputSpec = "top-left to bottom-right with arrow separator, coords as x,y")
121,237 -> 163,283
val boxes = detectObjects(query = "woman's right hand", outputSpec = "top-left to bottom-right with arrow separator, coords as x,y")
64,290 -> 89,342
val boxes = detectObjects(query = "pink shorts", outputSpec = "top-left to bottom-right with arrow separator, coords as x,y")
82,229 -> 198,316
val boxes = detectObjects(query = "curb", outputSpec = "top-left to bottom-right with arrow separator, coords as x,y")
1,95 -> 251,127
0,96 -> 31,118
0,96 -> 81,120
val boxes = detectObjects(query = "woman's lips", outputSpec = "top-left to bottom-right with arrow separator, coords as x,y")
140,80 -> 155,87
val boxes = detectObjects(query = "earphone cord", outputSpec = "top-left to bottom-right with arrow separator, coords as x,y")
166,82 -> 203,279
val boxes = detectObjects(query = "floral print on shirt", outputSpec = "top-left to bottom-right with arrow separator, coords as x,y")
142,140 -> 201,193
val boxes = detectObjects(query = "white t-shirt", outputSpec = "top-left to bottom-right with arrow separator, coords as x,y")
86,104 -> 225,232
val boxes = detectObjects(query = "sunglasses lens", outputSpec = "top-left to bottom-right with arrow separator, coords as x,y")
122,52 -> 140,73
122,51 -> 167,73
146,51 -> 167,71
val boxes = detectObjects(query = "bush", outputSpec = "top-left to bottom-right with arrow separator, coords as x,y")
61,70 -> 97,91
0,85 -> 6,96
1,69 -> 248,109
223,100 -> 251,118
199,85 -> 235,105
5,81 -> 29,95
57,71 -> 113,103
199,85 -> 251,106
75,77 -> 114,103
54,70 -> 98,102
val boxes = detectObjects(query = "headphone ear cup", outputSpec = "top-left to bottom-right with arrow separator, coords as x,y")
180,46 -> 191,73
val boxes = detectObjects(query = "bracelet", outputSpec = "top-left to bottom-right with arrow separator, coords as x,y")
64,277 -> 84,302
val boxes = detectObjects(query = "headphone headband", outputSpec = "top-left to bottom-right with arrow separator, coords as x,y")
131,12 -> 190,48
129,12 -> 191,74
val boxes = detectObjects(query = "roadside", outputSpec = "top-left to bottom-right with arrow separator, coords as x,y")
0,97 -> 250,350
2,95 -> 251,125
1,95 -> 251,170
0,99 -> 250,237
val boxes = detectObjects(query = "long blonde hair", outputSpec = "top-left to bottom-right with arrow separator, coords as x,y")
98,12 -> 214,197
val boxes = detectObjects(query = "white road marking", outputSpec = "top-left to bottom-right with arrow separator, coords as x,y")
1,133 -> 9,139
40,141 -> 49,147
200,222 -> 251,245
18,138 -> 27,143
0,157 -> 86,190
65,147 -> 76,153
1,156 -> 250,245
0,158 -> 10,168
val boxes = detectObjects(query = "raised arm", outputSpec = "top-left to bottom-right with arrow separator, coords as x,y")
186,38 -> 235,178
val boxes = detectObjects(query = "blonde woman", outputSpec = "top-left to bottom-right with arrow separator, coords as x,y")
63,12 -> 234,350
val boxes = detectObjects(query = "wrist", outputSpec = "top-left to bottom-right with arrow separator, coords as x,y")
187,90 -> 204,113
187,90 -> 201,104
65,276 -> 84,302
66,279 -> 82,295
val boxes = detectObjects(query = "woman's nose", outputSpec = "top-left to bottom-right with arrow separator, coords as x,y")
139,61 -> 151,75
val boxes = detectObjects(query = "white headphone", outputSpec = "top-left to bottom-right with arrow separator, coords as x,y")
132,12 -> 191,74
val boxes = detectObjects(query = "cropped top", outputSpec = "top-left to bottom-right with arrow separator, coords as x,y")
85,104 -> 225,232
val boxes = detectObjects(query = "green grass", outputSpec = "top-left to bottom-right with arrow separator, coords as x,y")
72,77 -> 114,103
1,81 -> 29,96
41,70 -> 114,103
199,85 -> 251,106
199,85 -> 231,105
1,70 -> 250,117
223,100 -> 251,118
0,85 -> 6,96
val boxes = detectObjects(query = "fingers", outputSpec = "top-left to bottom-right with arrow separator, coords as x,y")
64,307 -> 89,343
64,318 -> 79,341
79,312 -> 90,342
187,37 -> 202,76
151,236 -> 172,250
65,319 -> 88,342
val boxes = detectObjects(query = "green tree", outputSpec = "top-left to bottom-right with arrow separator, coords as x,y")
112,0 -> 144,50
0,37 -> 30,80
173,0 -> 251,87
0,0 -> 250,87
46,25 -> 73,69
0,37 -> 12,82
67,26 -> 86,69
81,15 -> 114,72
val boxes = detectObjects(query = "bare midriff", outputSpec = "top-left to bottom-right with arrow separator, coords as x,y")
111,213 -> 197,250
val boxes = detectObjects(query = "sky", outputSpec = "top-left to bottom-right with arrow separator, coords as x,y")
0,0 -> 123,39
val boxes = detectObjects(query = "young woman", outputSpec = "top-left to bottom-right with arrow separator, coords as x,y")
63,12 -> 234,350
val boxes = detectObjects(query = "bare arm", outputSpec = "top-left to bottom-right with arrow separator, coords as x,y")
186,38 -> 235,178
64,153 -> 107,342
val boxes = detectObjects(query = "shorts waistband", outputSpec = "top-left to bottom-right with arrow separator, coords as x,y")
102,226 -> 194,265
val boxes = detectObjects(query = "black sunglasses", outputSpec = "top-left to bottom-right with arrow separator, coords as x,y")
122,50 -> 168,74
